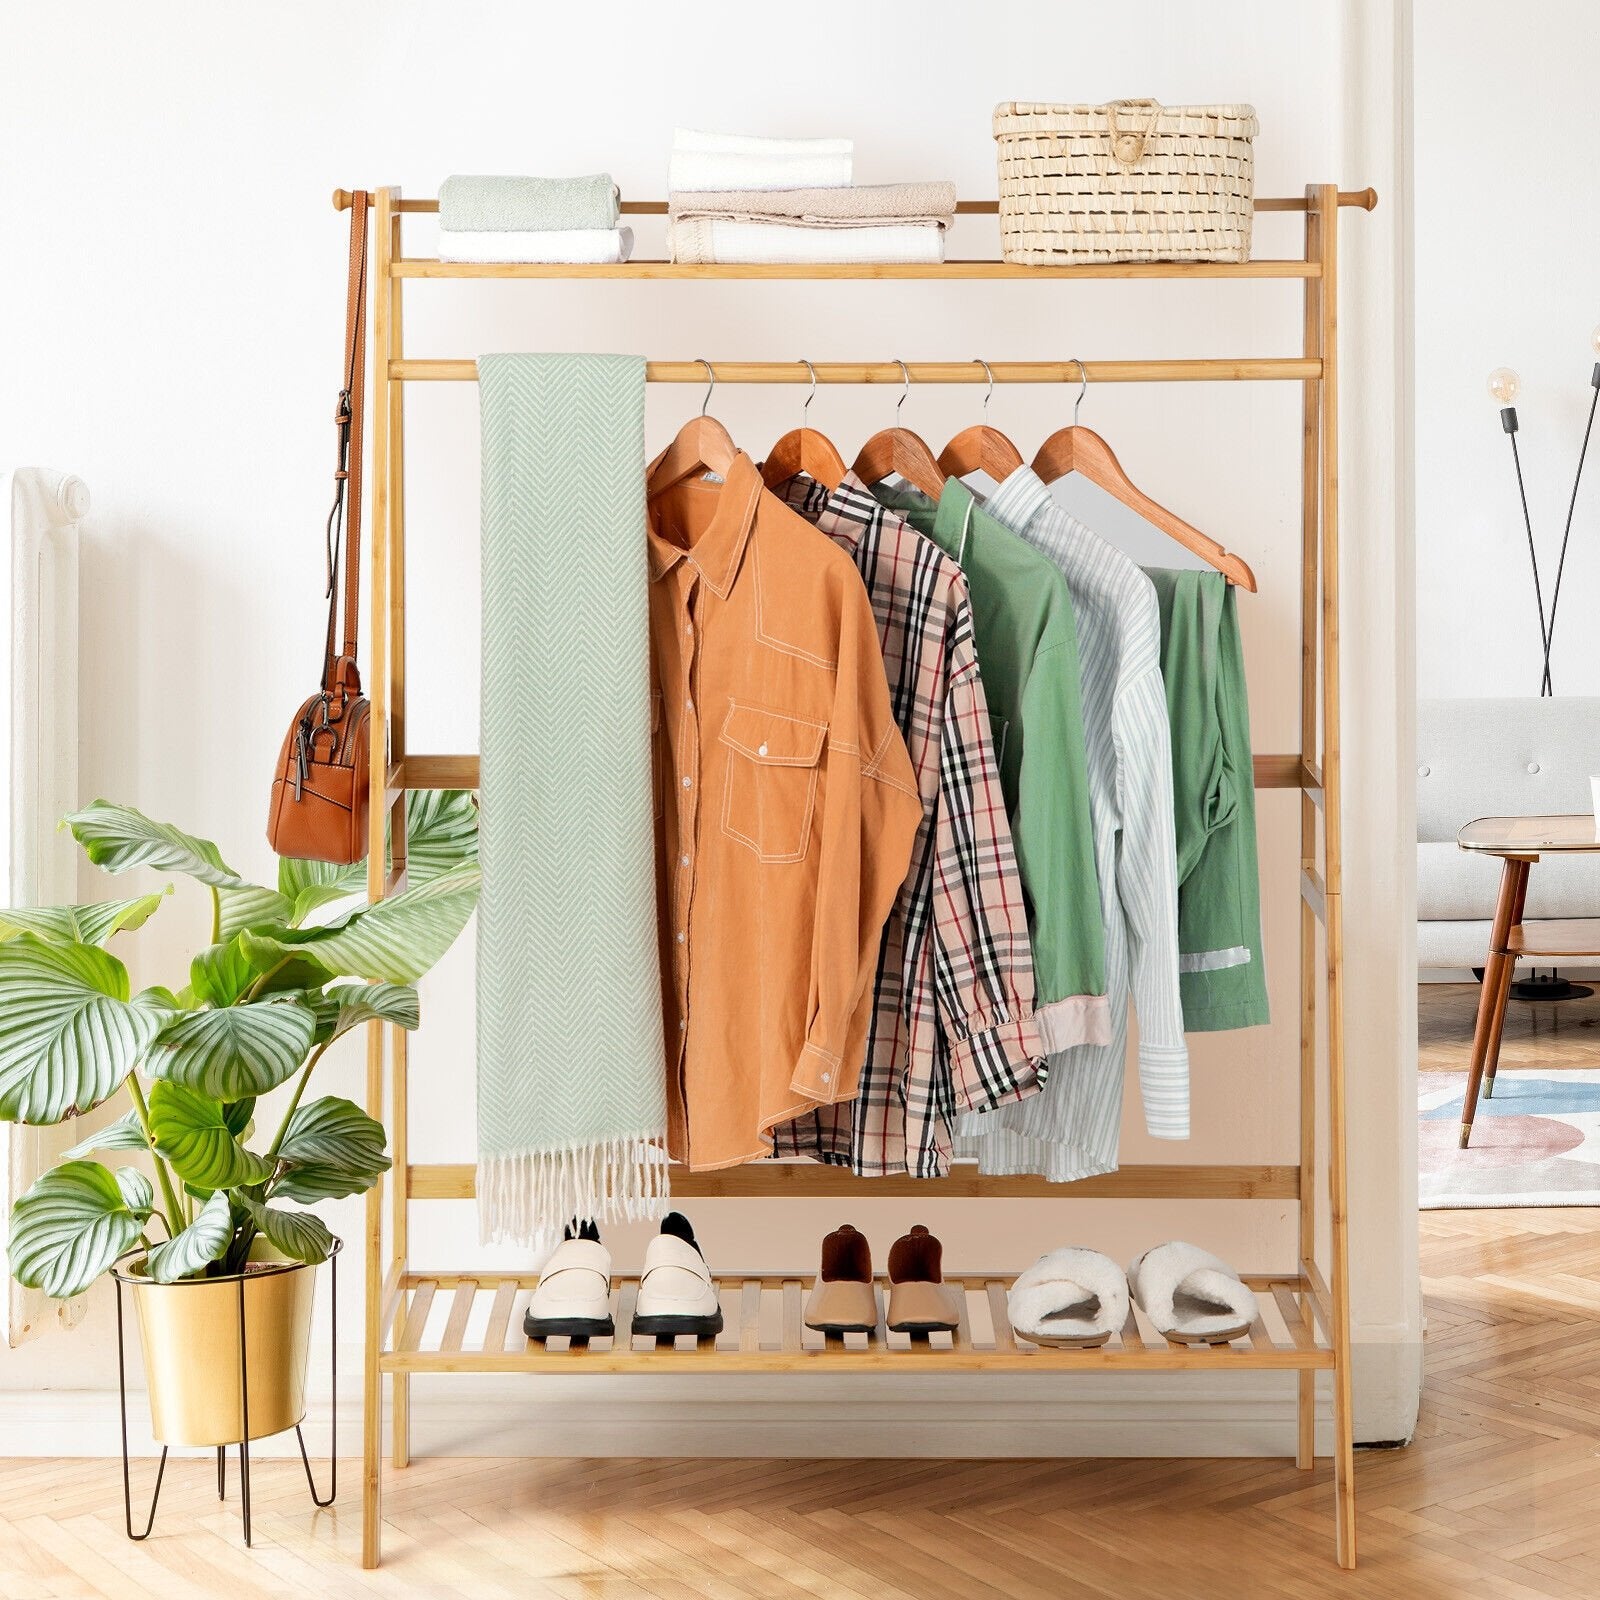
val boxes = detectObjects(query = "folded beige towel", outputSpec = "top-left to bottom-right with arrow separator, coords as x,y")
669,181 -> 956,229
668,219 -> 945,265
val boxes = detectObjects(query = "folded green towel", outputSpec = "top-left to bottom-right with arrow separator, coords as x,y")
439,173 -> 620,233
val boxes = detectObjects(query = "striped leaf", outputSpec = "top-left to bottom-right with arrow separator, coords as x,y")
0,937 -> 166,1125
62,1109 -> 149,1160
145,1001 -> 316,1099
144,1190 -> 234,1283
148,1081 -> 273,1190
274,1095 -> 389,1202
278,854 -> 366,912
189,935 -> 259,1008
242,863 -> 479,984
311,982 -> 420,1044
216,883 -> 293,941
0,891 -> 170,947
240,1196 -> 334,1265
404,790 -> 479,888
66,801 -> 242,888
9,1161 -> 154,1298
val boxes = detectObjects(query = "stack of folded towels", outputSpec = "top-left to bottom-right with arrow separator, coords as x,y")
666,129 -> 955,266
437,173 -> 633,264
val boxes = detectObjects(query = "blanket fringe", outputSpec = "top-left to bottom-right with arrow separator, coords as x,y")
477,1138 -> 672,1248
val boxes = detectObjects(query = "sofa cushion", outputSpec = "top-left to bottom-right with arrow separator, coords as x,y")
1418,841 -> 1600,922
1417,696 -> 1600,844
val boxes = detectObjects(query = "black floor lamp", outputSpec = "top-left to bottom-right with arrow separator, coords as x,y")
1489,340 -> 1600,1000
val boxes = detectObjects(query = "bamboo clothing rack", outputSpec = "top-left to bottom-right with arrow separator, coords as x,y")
346,184 -> 1371,1571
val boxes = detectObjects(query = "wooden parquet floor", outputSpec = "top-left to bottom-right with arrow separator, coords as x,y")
4,989 -> 1595,1598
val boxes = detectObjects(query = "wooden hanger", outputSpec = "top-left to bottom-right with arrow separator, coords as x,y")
647,358 -> 739,496
938,359 -> 1024,482
1032,360 -> 1257,591
761,360 -> 847,491
852,359 -> 946,500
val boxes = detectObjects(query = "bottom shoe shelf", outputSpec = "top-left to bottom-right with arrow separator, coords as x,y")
380,1269 -> 1335,1374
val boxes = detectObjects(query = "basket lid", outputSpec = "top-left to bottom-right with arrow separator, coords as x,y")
993,101 -> 1259,138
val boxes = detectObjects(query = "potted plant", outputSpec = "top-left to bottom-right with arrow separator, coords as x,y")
0,793 -> 478,1451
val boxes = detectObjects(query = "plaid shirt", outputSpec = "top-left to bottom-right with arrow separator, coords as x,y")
768,473 -> 1045,1175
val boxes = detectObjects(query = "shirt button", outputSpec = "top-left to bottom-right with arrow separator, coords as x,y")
758,743 -> 769,756
1527,761 -> 1540,774
820,1071 -> 831,1084
681,775 -> 692,788
679,1019 -> 687,1031
685,624 -> 693,638
685,698 -> 693,713
676,931 -> 686,944
680,853 -> 691,867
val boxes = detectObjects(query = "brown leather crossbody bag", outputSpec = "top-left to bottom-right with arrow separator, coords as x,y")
267,191 -> 372,864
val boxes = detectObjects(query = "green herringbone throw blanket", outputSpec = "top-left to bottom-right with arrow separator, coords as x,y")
476,353 -> 668,1245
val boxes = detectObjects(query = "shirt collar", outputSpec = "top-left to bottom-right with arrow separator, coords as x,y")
647,451 -> 763,596
986,462 -> 1053,533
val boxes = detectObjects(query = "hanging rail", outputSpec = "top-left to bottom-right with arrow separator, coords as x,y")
391,358 -> 1320,384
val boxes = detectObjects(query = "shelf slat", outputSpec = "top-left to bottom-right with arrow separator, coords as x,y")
393,257 -> 1320,281
407,1161 -> 1300,1202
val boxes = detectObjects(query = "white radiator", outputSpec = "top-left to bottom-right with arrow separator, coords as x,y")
1,468 -> 87,1347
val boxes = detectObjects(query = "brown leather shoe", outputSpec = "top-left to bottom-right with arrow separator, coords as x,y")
803,1223 -> 879,1333
886,1224 -> 961,1333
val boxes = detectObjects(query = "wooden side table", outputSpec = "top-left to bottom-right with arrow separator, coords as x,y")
1456,814 -> 1600,1147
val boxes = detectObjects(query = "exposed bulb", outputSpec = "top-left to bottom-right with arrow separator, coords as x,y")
1487,367 -> 1521,406
1592,325 -> 1600,357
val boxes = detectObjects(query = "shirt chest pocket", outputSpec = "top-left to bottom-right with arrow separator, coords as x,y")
719,701 -> 828,865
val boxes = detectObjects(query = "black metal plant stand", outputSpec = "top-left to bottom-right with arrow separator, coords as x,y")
112,1241 -> 339,1547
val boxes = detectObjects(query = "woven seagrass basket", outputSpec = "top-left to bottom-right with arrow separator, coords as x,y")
994,100 -> 1258,265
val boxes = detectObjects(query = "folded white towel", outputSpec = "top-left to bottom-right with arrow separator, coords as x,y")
668,219 -> 943,266
439,227 -> 634,265
673,127 -> 853,157
667,152 -> 853,192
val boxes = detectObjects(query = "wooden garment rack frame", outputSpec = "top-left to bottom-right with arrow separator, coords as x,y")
345,183 -> 1373,1570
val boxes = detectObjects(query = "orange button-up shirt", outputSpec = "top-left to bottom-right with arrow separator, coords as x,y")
647,452 -> 922,1170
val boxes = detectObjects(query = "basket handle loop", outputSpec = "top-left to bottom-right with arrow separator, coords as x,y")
1106,99 -> 1163,169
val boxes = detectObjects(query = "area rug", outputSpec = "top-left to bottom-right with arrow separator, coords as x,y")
1419,1068 -> 1600,1207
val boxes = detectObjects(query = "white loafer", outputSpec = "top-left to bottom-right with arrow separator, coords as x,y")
1127,1241 -> 1257,1345
524,1221 -> 614,1340
633,1213 -> 723,1338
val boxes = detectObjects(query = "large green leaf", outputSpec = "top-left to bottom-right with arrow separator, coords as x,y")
274,1095 -> 390,1202
242,862 -> 479,985
404,790 -> 479,888
216,883 -> 293,942
278,855 -> 366,923
66,801 -> 242,888
0,937 -> 166,1124
61,1108 -> 149,1160
145,1000 -> 315,1100
144,1190 -> 234,1283
9,1162 -> 153,1298
148,1081 -> 273,1190
311,982 -> 420,1044
189,935 -> 260,1008
0,891 -> 170,947
240,1196 -> 334,1265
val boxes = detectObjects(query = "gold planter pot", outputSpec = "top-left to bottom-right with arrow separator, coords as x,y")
114,1242 -> 332,1448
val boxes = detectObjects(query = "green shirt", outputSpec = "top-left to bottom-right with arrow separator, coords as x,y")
876,478 -> 1105,1021
1146,568 -> 1269,1032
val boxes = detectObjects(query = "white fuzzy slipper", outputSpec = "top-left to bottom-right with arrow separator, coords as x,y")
1127,1241 -> 1257,1345
1006,1247 -> 1129,1348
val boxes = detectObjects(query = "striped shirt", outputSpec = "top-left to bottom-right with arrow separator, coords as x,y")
767,473 -> 1049,1176
960,466 -> 1189,1180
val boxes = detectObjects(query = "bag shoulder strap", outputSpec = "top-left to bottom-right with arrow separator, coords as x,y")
323,190 -> 369,695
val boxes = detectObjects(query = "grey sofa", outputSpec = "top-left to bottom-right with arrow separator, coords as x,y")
1417,697 -> 1600,970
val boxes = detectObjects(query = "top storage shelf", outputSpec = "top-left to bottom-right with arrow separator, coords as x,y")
349,188 -> 1377,282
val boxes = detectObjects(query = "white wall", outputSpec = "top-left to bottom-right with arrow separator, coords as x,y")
0,1 -> 1417,1451
1414,0 -> 1600,700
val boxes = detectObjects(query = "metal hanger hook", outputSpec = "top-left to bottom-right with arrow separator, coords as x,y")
1071,357 -> 1088,424
800,359 -> 818,428
697,357 -> 715,417
894,358 -> 911,420
975,357 -> 996,419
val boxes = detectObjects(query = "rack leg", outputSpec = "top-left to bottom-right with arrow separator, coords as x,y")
1295,1368 -> 1315,1471
1333,1365 -> 1356,1567
392,1375 -> 411,1468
